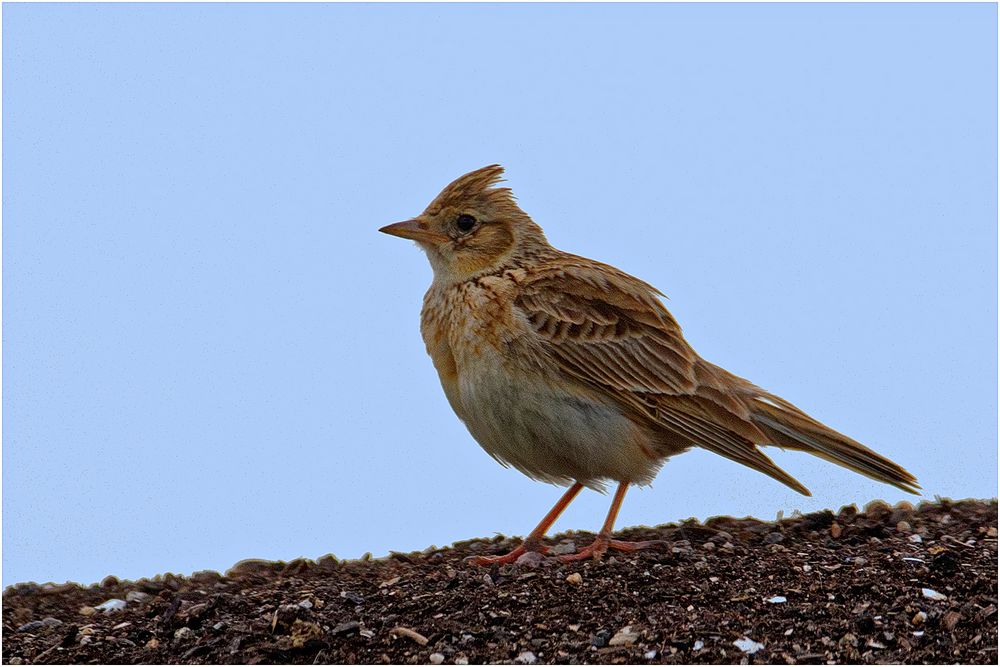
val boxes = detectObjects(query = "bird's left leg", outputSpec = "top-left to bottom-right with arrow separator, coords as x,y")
558,482 -> 667,562
471,482 -> 584,566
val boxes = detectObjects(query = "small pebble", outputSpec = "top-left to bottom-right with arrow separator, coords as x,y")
644,649 -> 657,659
455,658 -> 469,666
766,596 -> 787,604
9,658 -> 23,665
764,532 -> 784,544
79,606 -> 96,617
609,626 -> 639,646
912,611 -> 927,625
987,526 -> 998,538
174,627 -> 195,641
145,638 -> 160,649
733,637 -> 765,654
391,626 -> 429,646
515,551 -> 546,568
332,621 -> 361,636
909,534 -> 923,543
693,640 -> 705,651
896,521 -> 912,533
565,572 -> 583,586
922,587 -> 948,601
830,523 -> 843,538
17,617 -> 60,632
515,650 -> 538,664
429,653 -> 445,664
126,591 -> 152,604
17,621 -> 47,633
550,540 -> 577,555
95,599 -> 127,614
339,591 -> 364,605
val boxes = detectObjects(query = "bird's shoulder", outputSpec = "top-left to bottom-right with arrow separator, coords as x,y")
510,252 -> 757,418
511,252 -> 687,352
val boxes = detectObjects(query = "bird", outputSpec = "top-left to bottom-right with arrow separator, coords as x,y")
379,165 -> 919,564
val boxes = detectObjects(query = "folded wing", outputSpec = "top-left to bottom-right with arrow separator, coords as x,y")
514,257 -> 813,495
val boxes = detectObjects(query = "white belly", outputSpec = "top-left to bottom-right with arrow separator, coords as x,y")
456,354 -> 660,490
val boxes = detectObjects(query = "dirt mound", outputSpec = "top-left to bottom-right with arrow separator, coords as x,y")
3,498 -> 996,664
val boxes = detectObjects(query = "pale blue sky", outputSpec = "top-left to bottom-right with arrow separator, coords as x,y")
3,3 -> 996,586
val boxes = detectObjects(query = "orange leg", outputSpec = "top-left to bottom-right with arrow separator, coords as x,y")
472,482 -> 584,566
558,482 -> 668,562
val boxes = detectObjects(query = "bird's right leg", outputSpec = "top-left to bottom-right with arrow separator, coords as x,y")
471,482 -> 584,566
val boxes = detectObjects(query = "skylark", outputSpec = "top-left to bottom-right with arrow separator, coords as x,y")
380,165 -> 918,563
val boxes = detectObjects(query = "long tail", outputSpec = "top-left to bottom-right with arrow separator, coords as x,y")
747,390 -> 920,495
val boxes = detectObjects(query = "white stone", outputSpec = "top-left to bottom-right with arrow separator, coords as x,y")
609,626 -> 639,646
921,588 -> 947,601
766,596 -> 787,604
733,637 -> 764,654
95,599 -> 127,613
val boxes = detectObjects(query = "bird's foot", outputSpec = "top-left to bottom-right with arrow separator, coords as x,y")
468,540 -> 549,566
557,537 -> 668,562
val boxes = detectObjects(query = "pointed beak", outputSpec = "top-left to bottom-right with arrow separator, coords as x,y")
378,219 -> 449,244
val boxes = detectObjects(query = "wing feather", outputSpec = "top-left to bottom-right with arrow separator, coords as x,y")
514,257 -> 811,495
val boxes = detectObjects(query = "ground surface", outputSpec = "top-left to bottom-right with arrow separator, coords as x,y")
3,498 -> 996,665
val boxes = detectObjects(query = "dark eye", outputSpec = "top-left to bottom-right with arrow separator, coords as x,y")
456,214 -> 477,233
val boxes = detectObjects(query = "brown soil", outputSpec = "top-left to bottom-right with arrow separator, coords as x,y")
3,498 -> 996,665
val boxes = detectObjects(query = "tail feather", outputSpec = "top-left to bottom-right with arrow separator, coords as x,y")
749,393 -> 920,495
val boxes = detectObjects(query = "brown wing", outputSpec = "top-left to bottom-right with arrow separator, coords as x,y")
514,256 -> 811,495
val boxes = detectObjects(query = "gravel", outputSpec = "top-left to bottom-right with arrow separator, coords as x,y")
2,498 -> 995,664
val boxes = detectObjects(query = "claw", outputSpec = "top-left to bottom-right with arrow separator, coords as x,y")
467,542 -> 549,566
557,538 -> 668,562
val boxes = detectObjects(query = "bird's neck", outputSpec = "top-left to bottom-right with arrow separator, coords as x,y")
427,236 -> 558,287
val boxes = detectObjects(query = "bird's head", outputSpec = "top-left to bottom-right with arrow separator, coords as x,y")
380,165 -> 548,280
